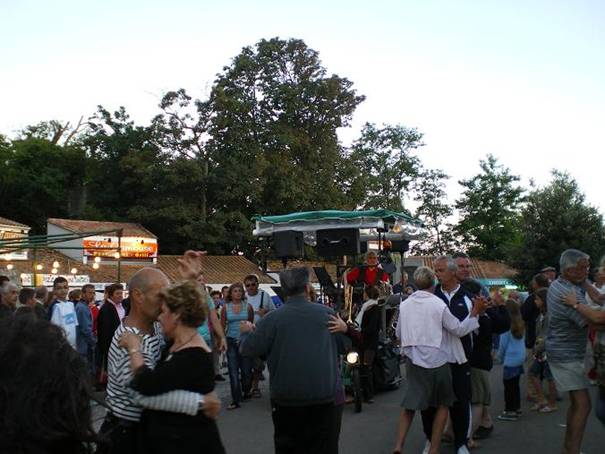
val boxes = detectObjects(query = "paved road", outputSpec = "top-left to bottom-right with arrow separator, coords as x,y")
214,364 -> 603,454
93,363 -> 603,453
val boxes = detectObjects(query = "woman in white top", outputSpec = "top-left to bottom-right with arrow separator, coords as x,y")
393,266 -> 486,454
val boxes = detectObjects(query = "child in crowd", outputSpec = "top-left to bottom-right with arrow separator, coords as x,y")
528,288 -> 558,413
497,299 -> 526,421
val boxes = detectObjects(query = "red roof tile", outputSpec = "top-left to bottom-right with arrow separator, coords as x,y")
47,218 -> 157,239
0,251 -> 275,286
0,217 -> 30,229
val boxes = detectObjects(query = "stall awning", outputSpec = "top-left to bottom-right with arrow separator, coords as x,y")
253,209 -> 424,239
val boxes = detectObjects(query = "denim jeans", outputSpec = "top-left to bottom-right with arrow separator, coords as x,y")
227,337 -> 252,404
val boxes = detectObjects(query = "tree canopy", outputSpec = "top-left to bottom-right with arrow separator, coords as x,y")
454,155 -> 525,261
510,171 -> 605,283
1,37 -> 603,271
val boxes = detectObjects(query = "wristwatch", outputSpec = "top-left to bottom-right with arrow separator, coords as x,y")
573,303 -> 580,310
197,395 -> 205,410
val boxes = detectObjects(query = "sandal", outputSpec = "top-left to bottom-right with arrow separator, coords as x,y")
530,402 -> 546,411
539,405 -> 557,413
468,439 -> 481,449
227,402 -> 240,410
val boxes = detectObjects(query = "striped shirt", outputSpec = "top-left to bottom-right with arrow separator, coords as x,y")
545,278 -> 588,363
105,321 -> 164,422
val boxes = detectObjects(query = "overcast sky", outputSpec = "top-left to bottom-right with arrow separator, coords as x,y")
2,0 -> 604,213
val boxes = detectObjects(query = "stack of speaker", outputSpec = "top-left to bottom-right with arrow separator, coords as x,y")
273,229 -> 361,259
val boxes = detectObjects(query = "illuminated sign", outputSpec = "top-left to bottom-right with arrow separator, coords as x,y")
20,274 -> 90,287
0,229 -> 28,260
82,236 -> 158,259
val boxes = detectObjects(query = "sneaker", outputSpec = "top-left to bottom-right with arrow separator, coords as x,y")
421,440 -> 431,454
497,411 -> 519,421
456,446 -> 470,454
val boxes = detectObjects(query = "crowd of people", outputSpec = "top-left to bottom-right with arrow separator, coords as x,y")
392,249 -> 605,454
0,247 -> 604,454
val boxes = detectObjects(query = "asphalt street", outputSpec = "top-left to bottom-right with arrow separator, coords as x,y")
214,364 -> 604,454
93,363 -> 604,453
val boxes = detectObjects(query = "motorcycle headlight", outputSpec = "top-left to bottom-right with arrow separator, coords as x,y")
346,351 -> 359,365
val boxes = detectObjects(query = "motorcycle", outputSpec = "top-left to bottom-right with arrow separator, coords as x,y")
344,350 -> 363,413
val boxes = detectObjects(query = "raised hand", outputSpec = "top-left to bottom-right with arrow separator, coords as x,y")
178,250 -> 206,280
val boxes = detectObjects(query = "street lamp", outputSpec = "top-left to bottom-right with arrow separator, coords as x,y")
71,267 -> 77,274
94,256 -> 101,263
92,263 -> 99,270
52,261 -> 60,268
36,264 -> 43,271
6,264 -> 13,270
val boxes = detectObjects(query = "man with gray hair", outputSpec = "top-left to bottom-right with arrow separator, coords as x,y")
241,267 -> 350,454
545,248 -> 592,454
1,282 -> 19,311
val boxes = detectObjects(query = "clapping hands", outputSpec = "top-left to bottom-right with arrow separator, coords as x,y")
471,296 -> 489,316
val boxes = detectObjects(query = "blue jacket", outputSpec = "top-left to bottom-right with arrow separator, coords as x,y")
434,284 -> 474,359
75,301 -> 96,356
497,331 -> 526,368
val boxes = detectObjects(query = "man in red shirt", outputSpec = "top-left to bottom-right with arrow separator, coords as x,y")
347,251 -> 390,287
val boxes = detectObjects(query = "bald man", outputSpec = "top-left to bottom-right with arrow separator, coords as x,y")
100,253 -> 220,454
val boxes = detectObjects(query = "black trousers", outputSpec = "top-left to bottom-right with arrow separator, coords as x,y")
271,401 -> 337,454
503,375 -> 521,412
97,413 -> 140,454
421,362 -> 472,450
328,404 -> 344,454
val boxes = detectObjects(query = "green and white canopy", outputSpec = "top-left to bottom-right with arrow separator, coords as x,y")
253,209 -> 424,239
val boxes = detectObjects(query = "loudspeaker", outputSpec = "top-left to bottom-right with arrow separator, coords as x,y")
360,241 -> 368,254
273,231 -> 304,258
316,229 -> 360,257
390,240 -> 410,253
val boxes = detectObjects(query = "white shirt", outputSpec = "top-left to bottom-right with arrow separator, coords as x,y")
109,299 -> 126,321
50,300 -> 79,349
441,284 -> 473,313
246,290 -> 276,324
397,290 -> 479,368
588,283 -> 605,345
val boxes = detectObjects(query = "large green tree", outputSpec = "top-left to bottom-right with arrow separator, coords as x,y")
411,168 -> 458,255
204,37 -> 366,253
0,137 -> 87,232
349,123 -> 423,212
454,155 -> 524,260
510,170 -> 605,283
83,106 -> 210,253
